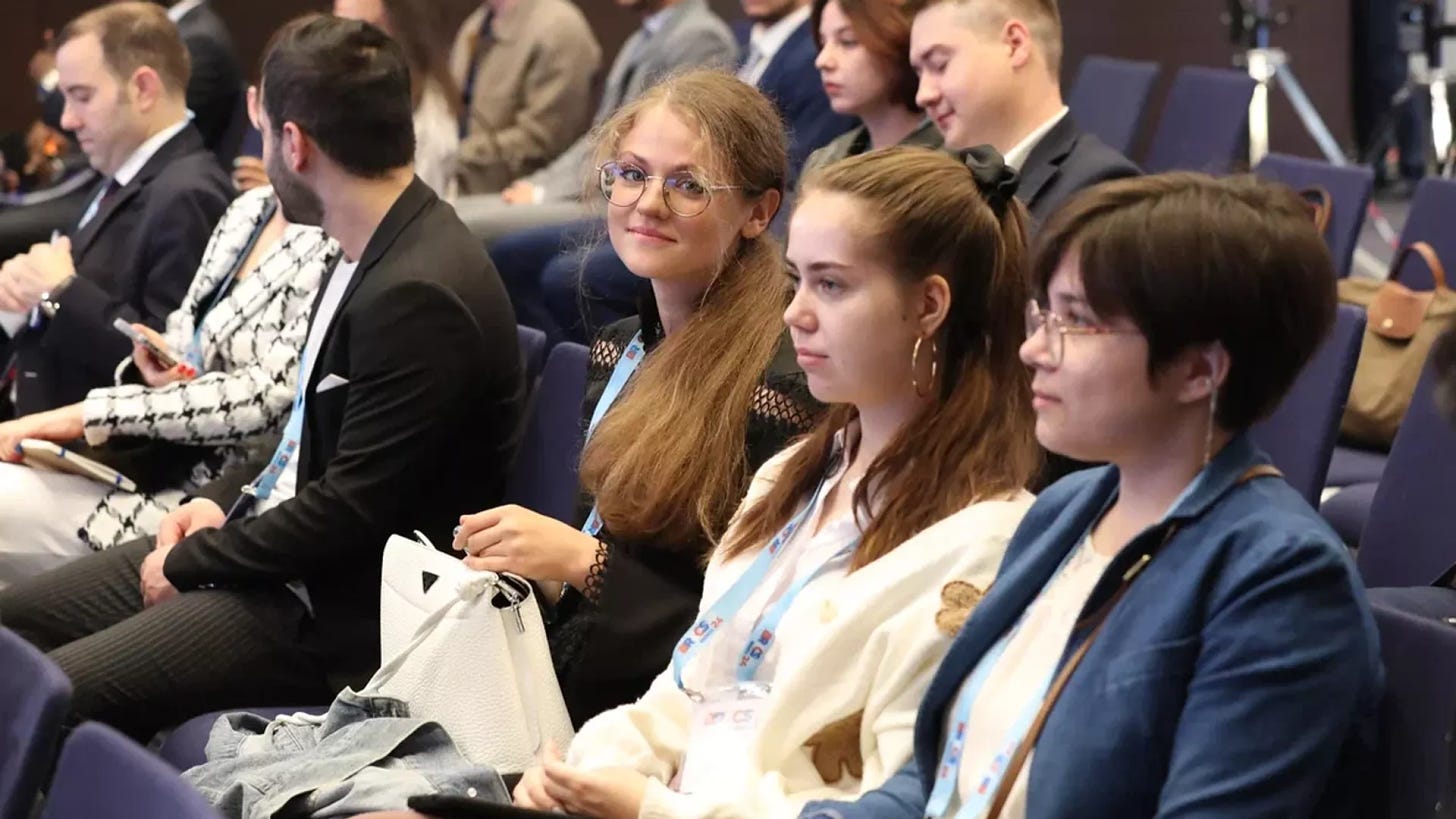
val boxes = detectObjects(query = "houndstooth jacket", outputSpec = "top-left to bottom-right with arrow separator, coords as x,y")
74,186 -> 340,549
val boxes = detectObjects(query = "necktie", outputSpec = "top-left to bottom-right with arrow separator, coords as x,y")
458,9 -> 496,139
77,177 -> 120,231
739,44 -> 766,84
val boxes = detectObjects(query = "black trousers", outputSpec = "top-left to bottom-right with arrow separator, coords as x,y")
0,537 -> 334,741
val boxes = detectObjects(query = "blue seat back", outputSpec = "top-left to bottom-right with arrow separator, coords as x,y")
1143,66 -> 1256,174
39,722 -> 221,818
0,627 -> 71,819
1357,352 -> 1456,586
1393,177 -> 1456,291
1251,304 -> 1365,506
1067,56 -> 1161,156
1254,154 -> 1374,279
517,324 -> 548,387
503,342 -> 590,525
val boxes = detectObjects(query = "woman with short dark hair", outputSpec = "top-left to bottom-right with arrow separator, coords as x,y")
808,173 -> 1383,819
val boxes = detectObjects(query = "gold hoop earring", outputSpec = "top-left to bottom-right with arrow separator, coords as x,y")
1203,380 -> 1218,466
912,336 -> 939,398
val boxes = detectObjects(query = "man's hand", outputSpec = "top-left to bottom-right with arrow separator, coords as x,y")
140,544 -> 179,607
0,237 -> 75,313
500,180 -> 538,205
156,498 -> 227,549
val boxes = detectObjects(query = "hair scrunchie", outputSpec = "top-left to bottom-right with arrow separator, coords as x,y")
958,144 -> 1021,217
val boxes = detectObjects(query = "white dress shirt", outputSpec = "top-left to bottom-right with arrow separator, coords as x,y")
166,0 -> 206,22
254,259 -> 361,515
77,117 -> 191,229
1002,106 -> 1070,171
738,5 -> 811,87
946,534 -> 1112,819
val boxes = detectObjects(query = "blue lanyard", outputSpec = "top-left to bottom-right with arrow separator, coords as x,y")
247,348 -> 308,502
923,549 -> 1078,818
924,472 -> 1212,818
581,331 -> 646,536
670,469 -> 854,695
189,200 -> 277,369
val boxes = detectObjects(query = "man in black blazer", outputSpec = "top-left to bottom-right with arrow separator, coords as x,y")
908,0 -> 1139,224
0,15 -> 524,739
0,2 -> 232,419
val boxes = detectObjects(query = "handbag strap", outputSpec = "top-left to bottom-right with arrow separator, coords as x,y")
1389,241 -> 1449,291
1300,186 -> 1333,235
983,464 -> 1283,818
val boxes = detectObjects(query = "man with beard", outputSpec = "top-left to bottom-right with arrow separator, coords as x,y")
0,15 -> 524,740
0,2 -> 232,419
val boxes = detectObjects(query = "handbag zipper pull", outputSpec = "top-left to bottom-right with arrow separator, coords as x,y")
512,602 -> 525,634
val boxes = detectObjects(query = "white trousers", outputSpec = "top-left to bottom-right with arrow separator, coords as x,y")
0,462 -> 109,589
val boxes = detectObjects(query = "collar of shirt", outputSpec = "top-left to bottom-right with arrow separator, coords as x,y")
642,5 -> 674,36
1002,106 -> 1069,170
747,5 -> 810,70
167,0 -> 205,22
110,118 -> 190,189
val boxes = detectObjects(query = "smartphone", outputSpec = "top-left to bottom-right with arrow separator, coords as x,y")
112,318 -> 193,375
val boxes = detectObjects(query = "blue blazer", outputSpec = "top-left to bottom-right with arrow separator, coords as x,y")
806,434 -> 1382,819
736,19 -> 856,182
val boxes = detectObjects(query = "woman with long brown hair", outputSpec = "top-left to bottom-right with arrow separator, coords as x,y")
506,144 -> 1038,819
451,70 -> 822,728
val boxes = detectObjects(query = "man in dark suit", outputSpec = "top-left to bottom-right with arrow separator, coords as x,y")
0,2 -> 233,419
734,0 -> 856,181
37,0 -> 245,164
0,15 -> 524,740
908,0 -> 1138,224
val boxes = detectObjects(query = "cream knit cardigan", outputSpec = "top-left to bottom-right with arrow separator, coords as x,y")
565,443 -> 1035,819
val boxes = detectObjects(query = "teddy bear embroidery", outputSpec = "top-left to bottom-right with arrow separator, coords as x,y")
804,710 -> 865,784
936,580 -> 985,636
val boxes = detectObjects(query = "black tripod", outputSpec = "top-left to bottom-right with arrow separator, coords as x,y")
1361,0 -> 1456,178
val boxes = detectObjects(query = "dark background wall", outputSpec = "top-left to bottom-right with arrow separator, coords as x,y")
0,0 -> 1353,163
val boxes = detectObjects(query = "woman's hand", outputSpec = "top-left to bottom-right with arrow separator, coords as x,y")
130,323 -> 193,387
540,752 -> 649,819
453,505 -> 597,587
232,156 -> 270,192
513,743 -> 566,812
0,404 -> 85,462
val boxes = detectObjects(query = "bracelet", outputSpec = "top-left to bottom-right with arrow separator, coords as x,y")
582,539 -> 610,603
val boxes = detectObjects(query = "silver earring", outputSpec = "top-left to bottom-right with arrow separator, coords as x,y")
1203,379 -> 1218,466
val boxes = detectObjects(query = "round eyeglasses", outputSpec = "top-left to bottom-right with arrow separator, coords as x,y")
596,161 -> 741,218
1024,300 -> 1138,366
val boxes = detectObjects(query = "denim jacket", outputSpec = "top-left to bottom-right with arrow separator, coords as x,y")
184,688 -> 509,819
805,434 -> 1382,819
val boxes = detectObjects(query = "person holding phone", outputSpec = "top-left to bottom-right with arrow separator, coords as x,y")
0,146 -> 338,584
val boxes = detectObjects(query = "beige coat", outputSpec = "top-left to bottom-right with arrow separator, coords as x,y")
449,0 -> 602,195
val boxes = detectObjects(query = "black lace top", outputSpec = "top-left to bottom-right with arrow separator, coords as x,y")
550,309 -> 822,726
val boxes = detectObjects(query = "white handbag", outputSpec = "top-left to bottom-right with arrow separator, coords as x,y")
369,532 -> 575,773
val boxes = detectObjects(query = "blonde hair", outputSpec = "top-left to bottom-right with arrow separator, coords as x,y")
723,146 -> 1039,570
577,70 -> 795,550
909,0 -> 1063,77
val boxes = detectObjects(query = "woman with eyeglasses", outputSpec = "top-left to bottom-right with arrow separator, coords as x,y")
805,173 -> 1382,819
447,70 -> 822,734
